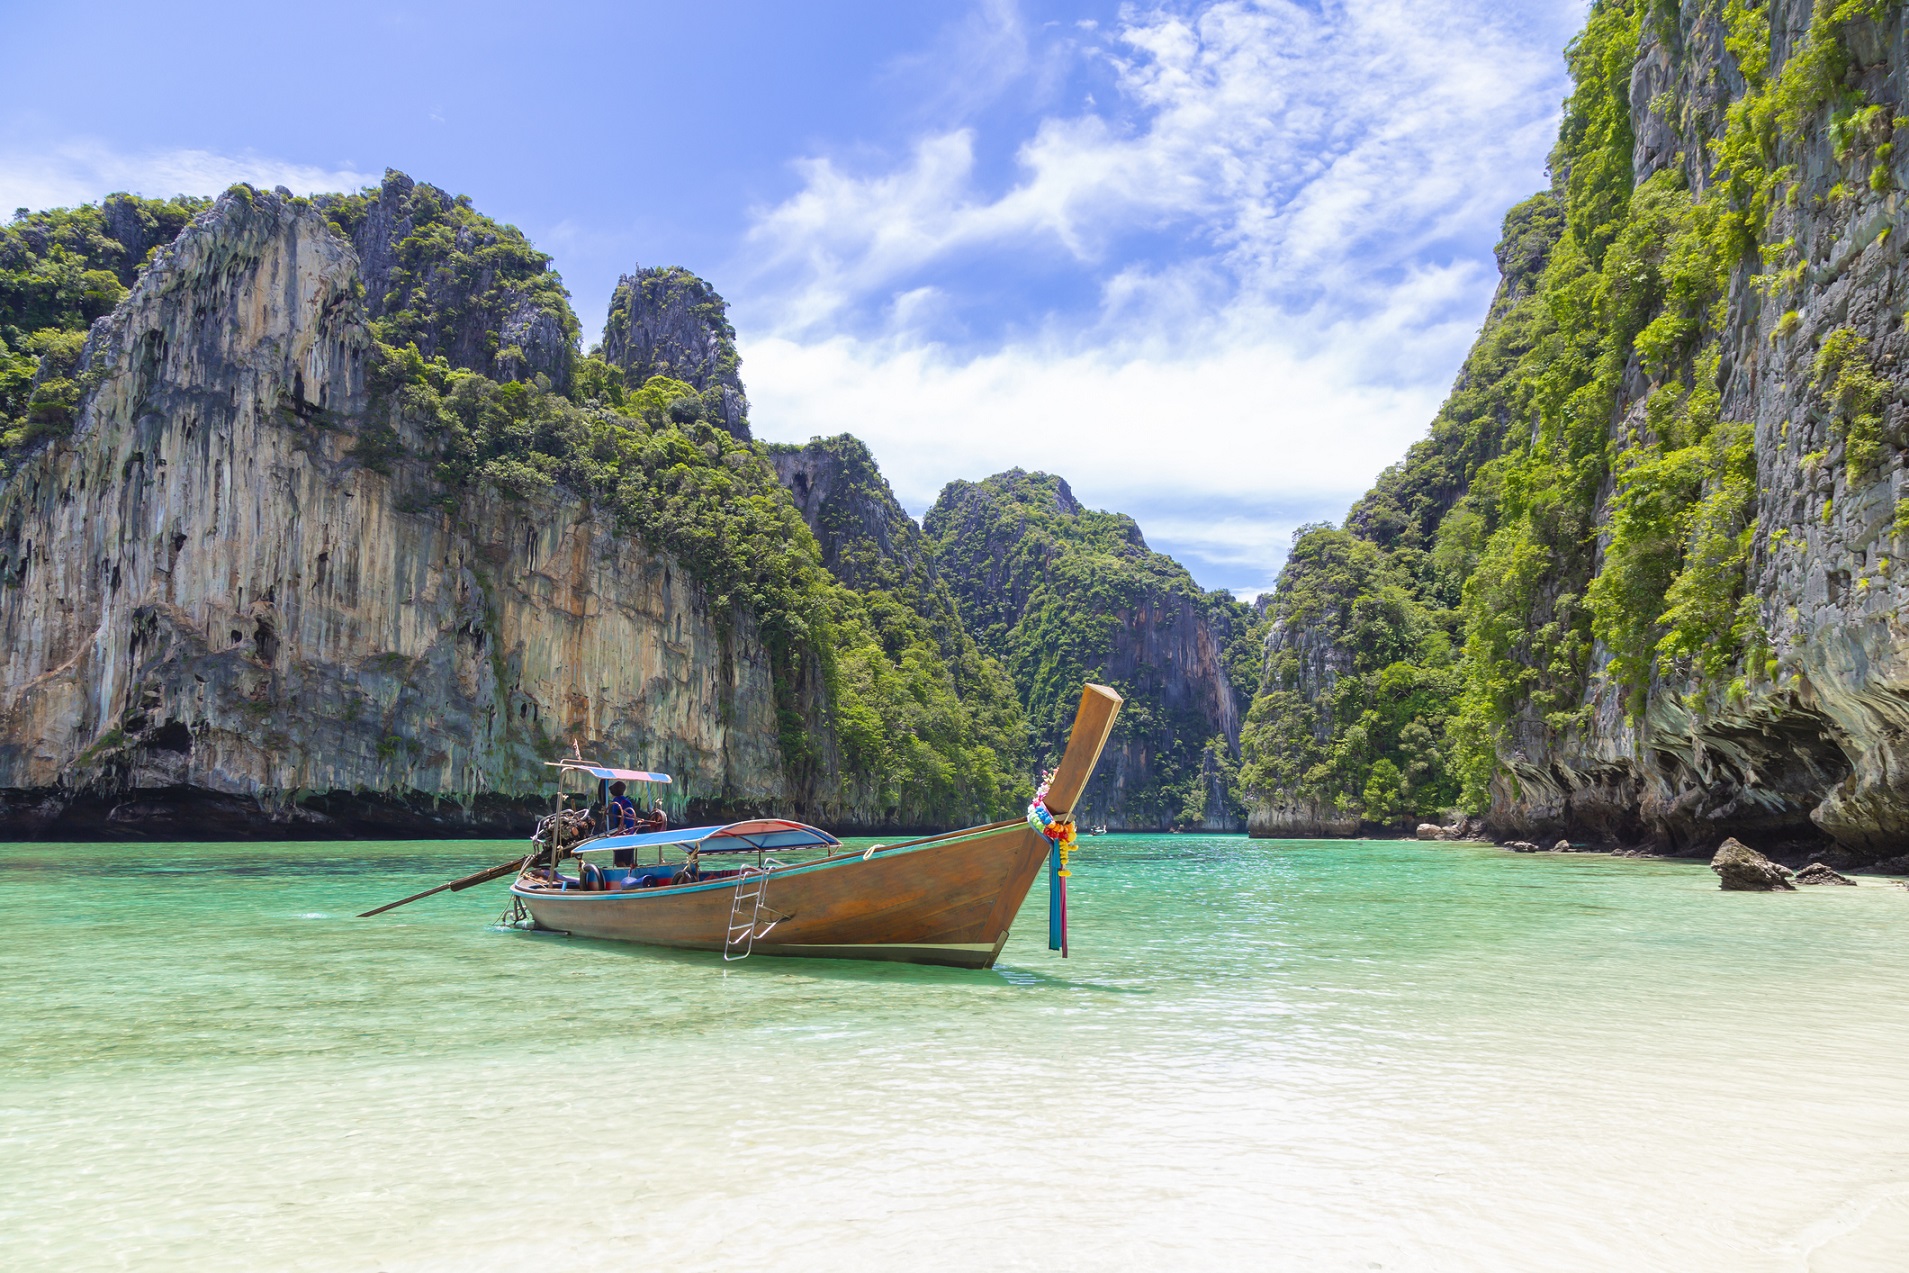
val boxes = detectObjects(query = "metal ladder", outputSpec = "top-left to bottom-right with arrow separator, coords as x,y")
725,870 -> 768,961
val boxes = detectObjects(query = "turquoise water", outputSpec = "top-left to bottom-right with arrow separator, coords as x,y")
3,836 -> 1907,1271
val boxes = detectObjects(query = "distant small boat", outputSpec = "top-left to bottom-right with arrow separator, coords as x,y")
501,685 -> 1123,968
1088,825 -> 1108,836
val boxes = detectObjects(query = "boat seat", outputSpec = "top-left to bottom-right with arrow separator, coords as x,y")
615,866 -> 684,888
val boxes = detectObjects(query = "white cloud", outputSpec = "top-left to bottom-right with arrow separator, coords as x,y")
743,296 -> 1454,595
738,0 -> 1586,594
0,142 -> 373,215
881,0 -> 1035,126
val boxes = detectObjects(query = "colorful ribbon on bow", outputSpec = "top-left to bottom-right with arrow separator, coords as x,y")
1028,770 -> 1078,956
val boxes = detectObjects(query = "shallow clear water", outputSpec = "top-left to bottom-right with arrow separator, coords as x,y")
3,836 -> 1907,1272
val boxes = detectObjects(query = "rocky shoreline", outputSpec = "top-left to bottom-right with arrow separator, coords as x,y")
1469,828 -> 1908,881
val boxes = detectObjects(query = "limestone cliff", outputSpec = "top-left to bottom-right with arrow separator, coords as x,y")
1239,194 -> 1561,839
768,435 -> 1032,821
925,470 -> 1251,830
770,434 -> 937,597
1501,0 -> 1909,862
600,267 -> 749,439
0,189 -> 797,837
1239,0 -> 1909,869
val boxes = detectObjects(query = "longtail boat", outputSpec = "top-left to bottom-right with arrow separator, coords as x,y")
499,684 -> 1122,968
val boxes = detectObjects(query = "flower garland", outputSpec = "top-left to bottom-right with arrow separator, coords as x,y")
1026,769 -> 1078,875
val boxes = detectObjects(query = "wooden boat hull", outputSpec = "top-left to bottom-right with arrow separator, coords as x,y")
513,820 -> 1052,969
510,683 -> 1124,969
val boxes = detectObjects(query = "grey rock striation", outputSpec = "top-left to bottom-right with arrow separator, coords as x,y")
1496,3 -> 1909,862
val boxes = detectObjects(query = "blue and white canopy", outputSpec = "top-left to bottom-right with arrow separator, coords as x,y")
559,762 -> 672,784
571,818 -> 840,856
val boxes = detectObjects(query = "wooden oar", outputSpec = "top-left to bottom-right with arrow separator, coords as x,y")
358,855 -> 527,918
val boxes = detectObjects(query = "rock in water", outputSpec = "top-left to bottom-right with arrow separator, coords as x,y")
1710,839 -> 1796,891
1416,824 -> 1443,841
1551,839 -> 1574,853
1794,862 -> 1857,886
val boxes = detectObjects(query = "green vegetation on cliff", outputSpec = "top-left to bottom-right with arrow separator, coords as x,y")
314,173 -> 1034,825
766,435 -> 1029,814
600,267 -> 750,435
1237,0 -> 1909,832
367,344 -> 1025,824
1238,528 -> 1464,826
1239,0 -> 1893,826
319,172 -> 579,387
925,469 -> 1255,827
1,179 -> 1030,827
1,194 -> 207,458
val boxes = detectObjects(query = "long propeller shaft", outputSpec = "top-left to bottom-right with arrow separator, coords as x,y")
358,856 -> 526,918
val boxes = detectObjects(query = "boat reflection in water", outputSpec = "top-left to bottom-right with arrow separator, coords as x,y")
506,684 -> 1122,968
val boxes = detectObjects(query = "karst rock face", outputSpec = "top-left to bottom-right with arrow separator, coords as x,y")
0,190 -> 792,837
1243,3 -> 1909,863
1496,4 -> 1909,859
924,470 -> 1247,831
1245,611 -> 1361,839
319,170 -> 576,389
769,436 -> 935,595
600,266 -> 750,440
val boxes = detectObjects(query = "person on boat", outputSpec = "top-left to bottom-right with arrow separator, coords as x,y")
607,782 -> 639,833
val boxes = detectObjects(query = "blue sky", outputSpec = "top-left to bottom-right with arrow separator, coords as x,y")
2,0 -> 1587,596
